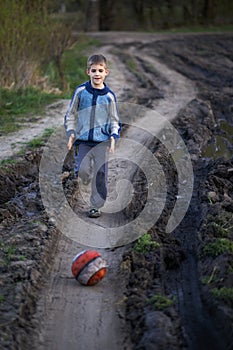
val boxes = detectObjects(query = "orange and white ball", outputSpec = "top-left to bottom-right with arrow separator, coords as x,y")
71,250 -> 107,286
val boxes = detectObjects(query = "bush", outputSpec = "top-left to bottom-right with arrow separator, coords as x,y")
0,0 -> 74,89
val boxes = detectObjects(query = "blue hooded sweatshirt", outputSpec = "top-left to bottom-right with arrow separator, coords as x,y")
64,80 -> 121,145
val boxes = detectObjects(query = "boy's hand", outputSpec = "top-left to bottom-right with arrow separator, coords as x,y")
67,134 -> 75,151
109,136 -> 115,154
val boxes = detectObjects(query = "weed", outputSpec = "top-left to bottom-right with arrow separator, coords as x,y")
19,255 -> 26,261
207,222 -> 230,238
202,238 -> 233,258
212,287 -> 233,305
201,276 -> 211,285
133,233 -> 160,253
0,243 -> 16,265
207,194 -> 214,205
0,295 -> 5,303
201,266 -> 219,285
147,294 -> 175,310
43,128 -> 55,138
126,58 -> 138,73
0,159 -> 16,168
0,88 -> 58,134
26,138 -> 45,148
18,128 -> 56,152
4,245 -> 15,262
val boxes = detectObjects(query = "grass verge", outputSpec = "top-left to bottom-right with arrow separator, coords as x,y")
0,88 -> 59,135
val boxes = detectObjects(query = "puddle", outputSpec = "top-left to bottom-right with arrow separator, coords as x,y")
202,120 -> 233,160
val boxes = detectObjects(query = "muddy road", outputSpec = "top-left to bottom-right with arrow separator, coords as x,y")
0,32 -> 233,350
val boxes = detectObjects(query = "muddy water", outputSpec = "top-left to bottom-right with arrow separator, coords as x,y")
202,120 -> 233,159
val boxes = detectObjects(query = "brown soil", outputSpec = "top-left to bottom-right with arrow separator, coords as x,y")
0,32 -> 232,350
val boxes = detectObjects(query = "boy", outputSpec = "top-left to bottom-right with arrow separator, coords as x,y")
64,54 -> 121,218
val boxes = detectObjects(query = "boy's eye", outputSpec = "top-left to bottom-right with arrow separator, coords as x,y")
91,69 -> 104,73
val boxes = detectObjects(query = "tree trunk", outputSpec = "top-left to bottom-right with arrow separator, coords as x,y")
203,0 -> 215,24
100,0 -> 115,30
85,0 -> 100,31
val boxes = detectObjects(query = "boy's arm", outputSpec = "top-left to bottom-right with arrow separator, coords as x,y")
109,136 -> 115,154
108,92 -> 121,140
67,134 -> 75,151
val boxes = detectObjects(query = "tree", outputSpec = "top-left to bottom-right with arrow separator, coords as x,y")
203,0 -> 215,24
0,0 -> 75,89
85,0 -> 100,31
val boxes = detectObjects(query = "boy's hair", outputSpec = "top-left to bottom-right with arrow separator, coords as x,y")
87,54 -> 108,69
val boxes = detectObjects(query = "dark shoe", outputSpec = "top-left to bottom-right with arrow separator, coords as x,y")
89,208 -> 101,218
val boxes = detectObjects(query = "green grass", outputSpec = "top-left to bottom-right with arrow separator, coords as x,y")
62,36 -> 99,96
202,238 -> 233,258
0,159 -> 17,168
125,58 -> 138,74
212,287 -> 233,305
25,137 -> 46,148
0,88 -> 59,134
208,222 -> 230,238
17,128 -> 55,152
154,24 -> 233,34
147,294 -> 175,310
41,128 -> 55,138
201,266 -> 219,285
0,241 -> 16,265
19,255 -> 27,261
134,233 -> 160,253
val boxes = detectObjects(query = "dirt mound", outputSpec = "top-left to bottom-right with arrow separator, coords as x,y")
0,151 -> 61,349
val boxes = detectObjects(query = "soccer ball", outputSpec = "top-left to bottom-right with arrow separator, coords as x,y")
71,250 -> 107,286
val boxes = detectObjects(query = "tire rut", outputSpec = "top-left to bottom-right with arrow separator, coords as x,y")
168,161 -> 224,350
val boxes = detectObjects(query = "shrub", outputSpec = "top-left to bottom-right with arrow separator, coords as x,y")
0,0 -> 74,89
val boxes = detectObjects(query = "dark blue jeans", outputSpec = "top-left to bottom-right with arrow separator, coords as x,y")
74,143 -> 108,209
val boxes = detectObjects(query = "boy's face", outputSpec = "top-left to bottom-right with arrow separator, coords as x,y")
87,63 -> 109,89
